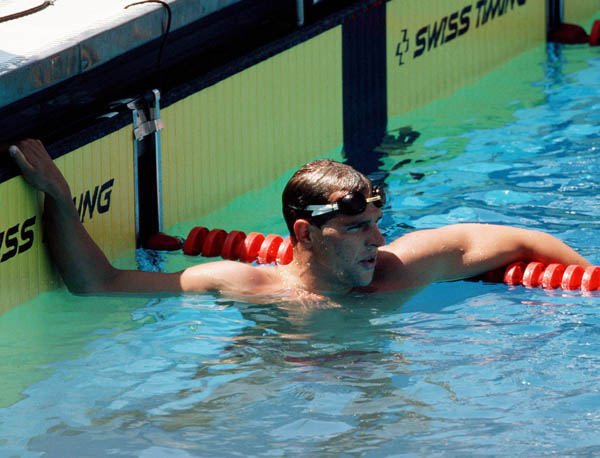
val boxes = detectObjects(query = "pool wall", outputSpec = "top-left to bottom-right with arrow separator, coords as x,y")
160,27 -> 344,227
0,128 -> 136,311
386,0 -> 546,116
160,0 -> 550,226
1,0 -> 598,313
564,0 -> 599,24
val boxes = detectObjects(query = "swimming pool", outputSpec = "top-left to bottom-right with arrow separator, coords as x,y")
1,42 -> 600,456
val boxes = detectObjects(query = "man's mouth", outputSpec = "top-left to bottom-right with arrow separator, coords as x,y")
359,255 -> 377,269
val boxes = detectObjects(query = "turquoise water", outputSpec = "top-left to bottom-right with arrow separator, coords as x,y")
2,43 -> 600,456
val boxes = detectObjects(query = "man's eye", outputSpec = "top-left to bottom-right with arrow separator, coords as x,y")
346,224 -> 365,233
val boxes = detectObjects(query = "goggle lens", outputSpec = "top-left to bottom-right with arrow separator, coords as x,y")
299,186 -> 386,217
338,186 -> 385,215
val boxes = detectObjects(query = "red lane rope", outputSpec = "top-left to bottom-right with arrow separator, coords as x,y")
590,20 -> 600,46
548,20 -> 600,46
177,227 -> 293,265
501,261 -> 600,292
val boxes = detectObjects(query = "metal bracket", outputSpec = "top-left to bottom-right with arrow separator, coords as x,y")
128,92 -> 164,141
133,118 -> 164,141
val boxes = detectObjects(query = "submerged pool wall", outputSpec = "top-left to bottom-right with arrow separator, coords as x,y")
1,0 -> 598,313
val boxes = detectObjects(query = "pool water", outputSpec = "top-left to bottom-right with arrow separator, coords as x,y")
2,42 -> 600,456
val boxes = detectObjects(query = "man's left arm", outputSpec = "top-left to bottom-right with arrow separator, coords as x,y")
376,223 -> 592,289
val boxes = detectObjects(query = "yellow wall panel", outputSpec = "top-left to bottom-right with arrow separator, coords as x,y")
0,127 -> 135,314
0,177 -> 54,314
55,127 -> 135,262
161,27 -> 343,228
386,0 -> 546,118
564,0 -> 600,25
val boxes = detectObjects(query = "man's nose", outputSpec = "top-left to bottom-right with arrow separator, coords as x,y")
367,225 -> 385,248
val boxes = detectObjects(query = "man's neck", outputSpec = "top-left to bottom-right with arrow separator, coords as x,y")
282,249 -> 352,295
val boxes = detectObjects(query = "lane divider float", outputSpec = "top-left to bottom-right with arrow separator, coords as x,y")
182,227 -> 293,265
144,232 -> 184,251
550,20 -> 600,45
501,261 -> 600,292
144,228 -> 293,264
590,19 -> 600,46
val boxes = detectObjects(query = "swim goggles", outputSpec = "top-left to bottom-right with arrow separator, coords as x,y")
297,186 -> 386,217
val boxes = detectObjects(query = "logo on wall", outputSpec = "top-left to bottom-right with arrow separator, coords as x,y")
0,216 -> 36,263
0,178 -> 115,265
73,178 -> 115,223
395,0 -> 527,66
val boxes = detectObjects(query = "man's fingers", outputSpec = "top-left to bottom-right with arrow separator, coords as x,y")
9,145 -> 35,173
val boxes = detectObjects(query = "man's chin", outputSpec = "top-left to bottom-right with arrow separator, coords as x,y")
354,273 -> 375,289
352,281 -> 376,293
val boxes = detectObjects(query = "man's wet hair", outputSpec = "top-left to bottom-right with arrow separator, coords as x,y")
282,159 -> 372,240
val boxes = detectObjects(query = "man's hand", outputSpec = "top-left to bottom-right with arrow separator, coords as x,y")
8,139 -> 70,199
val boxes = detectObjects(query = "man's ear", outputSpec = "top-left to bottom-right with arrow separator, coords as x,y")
293,219 -> 313,246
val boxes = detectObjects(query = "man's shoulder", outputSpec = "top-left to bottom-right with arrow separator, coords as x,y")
368,235 -> 437,292
369,248 -> 410,290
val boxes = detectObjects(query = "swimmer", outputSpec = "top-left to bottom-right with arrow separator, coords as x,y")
7,139 -> 592,301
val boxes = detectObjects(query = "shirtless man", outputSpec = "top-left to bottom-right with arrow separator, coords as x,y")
8,139 -> 592,301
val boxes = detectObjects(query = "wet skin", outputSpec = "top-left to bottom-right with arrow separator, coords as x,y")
304,204 -> 385,291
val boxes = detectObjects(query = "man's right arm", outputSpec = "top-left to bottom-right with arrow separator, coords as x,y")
7,139 -> 264,295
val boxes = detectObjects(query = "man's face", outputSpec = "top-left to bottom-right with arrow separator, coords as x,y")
308,199 -> 385,291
